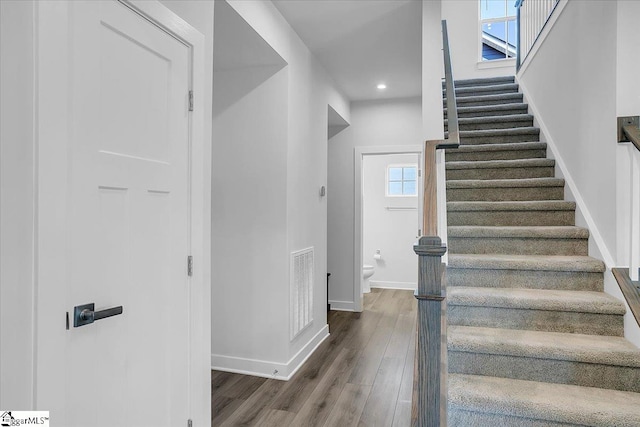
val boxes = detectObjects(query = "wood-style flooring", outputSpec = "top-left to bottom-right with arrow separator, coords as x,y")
211,288 -> 417,426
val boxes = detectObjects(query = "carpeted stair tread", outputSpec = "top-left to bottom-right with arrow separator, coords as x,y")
448,226 -> 589,255
448,226 -> 589,239
445,113 -> 534,127
451,92 -> 523,106
443,83 -> 520,96
448,253 -> 605,272
447,200 -> 575,212
448,326 -> 640,368
448,374 -> 640,427
446,141 -> 546,154
444,142 -> 548,162
445,76 -> 515,88
447,177 -> 563,189
446,158 -> 554,170
448,287 -> 625,315
446,126 -> 540,139
445,102 -> 529,118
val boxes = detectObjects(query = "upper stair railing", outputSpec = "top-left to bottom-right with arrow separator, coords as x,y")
516,0 -> 561,70
613,117 -> 640,325
412,19 -> 459,427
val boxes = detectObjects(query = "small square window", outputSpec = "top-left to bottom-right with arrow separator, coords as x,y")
387,165 -> 418,197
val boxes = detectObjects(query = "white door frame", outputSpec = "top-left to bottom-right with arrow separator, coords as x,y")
353,145 -> 423,312
34,1 -> 210,423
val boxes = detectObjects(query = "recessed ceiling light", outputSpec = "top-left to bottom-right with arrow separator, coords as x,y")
377,83 -> 387,90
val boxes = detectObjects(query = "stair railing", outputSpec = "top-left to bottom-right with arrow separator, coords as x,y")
412,19 -> 459,427
515,0 -> 561,71
613,117 -> 640,332
618,117 -> 640,281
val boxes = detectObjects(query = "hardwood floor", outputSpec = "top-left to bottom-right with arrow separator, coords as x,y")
211,288 -> 417,426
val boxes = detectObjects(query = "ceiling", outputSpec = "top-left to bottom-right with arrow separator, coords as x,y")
272,0 -> 422,101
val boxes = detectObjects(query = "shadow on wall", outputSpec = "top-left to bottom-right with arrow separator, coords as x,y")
213,0 -> 287,118
328,105 -> 349,139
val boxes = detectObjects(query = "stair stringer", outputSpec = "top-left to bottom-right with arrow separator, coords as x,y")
517,79 -> 640,346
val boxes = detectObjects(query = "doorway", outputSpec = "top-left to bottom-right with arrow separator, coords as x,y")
362,153 -> 420,293
353,145 -> 423,311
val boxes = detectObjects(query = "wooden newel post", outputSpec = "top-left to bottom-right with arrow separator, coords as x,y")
413,235 -> 447,427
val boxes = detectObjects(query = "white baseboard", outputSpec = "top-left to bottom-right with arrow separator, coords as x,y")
370,280 -> 417,291
211,324 -> 329,381
328,300 -> 355,311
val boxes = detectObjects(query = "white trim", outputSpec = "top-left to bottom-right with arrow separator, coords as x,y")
370,281 -> 417,291
329,300 -> 356,312
476,58 -> 516,70
124,3 -> 209,424
516,0 -> 569,76
0,0 -> 38,409
354,145 -> 423,313
211,325 -> 329,381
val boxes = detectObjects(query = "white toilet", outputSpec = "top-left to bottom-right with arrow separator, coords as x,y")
363,264 -> 375,294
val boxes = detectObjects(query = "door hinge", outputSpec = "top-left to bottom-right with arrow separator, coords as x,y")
188,90 -> 194,112
418,169 -> 422,177
187,419 -> 192,427
187,255 -> 193,277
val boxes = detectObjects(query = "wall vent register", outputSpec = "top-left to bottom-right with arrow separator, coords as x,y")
290,247 -> 314,340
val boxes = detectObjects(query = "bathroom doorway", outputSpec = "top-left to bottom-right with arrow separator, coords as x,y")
354,145 -> 422,311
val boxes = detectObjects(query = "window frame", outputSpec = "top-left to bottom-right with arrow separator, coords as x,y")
386,164 -> 418,198
478,0 -> 517,63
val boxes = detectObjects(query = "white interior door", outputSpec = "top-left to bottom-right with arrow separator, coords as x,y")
36,1 -> 193,425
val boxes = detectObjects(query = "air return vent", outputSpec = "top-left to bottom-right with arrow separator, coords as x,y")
290,247 -> 314,340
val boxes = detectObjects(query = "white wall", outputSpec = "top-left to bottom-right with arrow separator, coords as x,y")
363,154 -> 419,289
423,0 -> 445,142
441,0 -> 516,80
0,0 -> 36,409
615,0 -> 640,267
517,0 -> 618,263
616,0 -> 640,118
211,0 -> 290,376
212,0 -> 351,378
328,97 -> 422,308
212,66 -> 290,369
517,0 -> 640,346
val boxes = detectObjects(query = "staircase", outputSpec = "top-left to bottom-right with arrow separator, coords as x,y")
442,76 -> 640,426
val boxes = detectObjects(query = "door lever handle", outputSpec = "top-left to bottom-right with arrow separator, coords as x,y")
74,303 -> 123,327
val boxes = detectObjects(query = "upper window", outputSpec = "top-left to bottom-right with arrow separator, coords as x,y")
480,0 -> 517,61
387,165 -> 417,197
